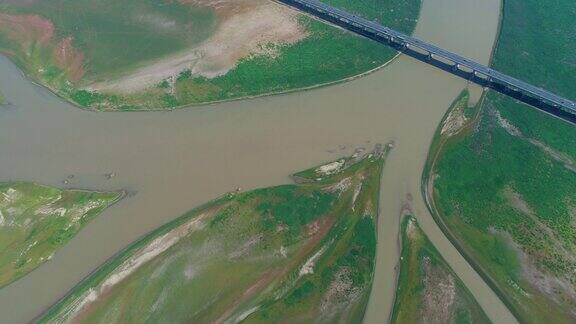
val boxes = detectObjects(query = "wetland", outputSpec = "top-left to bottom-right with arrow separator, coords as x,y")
0,0 -> 511,322
426,0 -> 576,321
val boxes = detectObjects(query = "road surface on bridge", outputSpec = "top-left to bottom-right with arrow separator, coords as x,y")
278,0 -> 576,122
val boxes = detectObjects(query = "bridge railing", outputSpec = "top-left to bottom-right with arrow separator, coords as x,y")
279,0 -> 576,120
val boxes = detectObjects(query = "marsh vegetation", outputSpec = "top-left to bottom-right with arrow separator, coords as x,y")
0,0 -> 421,110
426,0 -> 576,321
40,146 -> 388,323
391,215 -> 489,323
0,182 -> 122,288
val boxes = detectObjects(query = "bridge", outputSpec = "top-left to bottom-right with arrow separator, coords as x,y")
276,0 -> 576,124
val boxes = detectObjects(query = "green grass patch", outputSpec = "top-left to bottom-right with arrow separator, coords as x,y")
39,146 -> 389,323
390,216 -> 489,323
163,11 -> 411,108
0,0 -> 421,110
427,0 -> 576,321
3,0 -> 216,80
0,182 -> 122,288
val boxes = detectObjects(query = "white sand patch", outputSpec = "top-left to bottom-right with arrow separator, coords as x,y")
299,244 -> 328,276
521,258 -> 576,313
234,305 -> 260,322
183,264 -> 198,281
421,256 -> 456,323
494,110 -> 522,136
69,200 -> 105,222
502,187 -> 576,263
151,289 -> 168,313
65,210 -> 214,318
34,194 -> 66,217
351,180 -> 363,211
1,188 -> 21,205
35,206 -> 66,217
320,267 -> 361,319
325,177 -> 352,193
441,99 -> 468,136
515,239 -> 576,311
89,0 -> 307,93
316,160 -> 345,176
306,220 -> 320,236
6,207 -> 22,218
101,217 -> 204,290
363,199 -> 375,216
503,187 -> 534,216
495,111 -> 576,172
149,253 -> 178,279
495,229 -> 576,310
279,245 -> 288,258
405,216 -> 419,240
17,240 -> 38,260
527,138 -> 576,172
506,278 -> 530,298
134,13 -> 178,31
22,218 -> 31,226
228,234 -> 262,259
65,289 -> 98,319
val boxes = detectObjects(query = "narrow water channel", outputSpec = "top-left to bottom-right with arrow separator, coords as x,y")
0,0 -> 513,322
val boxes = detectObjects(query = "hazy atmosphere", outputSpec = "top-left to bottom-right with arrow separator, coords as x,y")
0,0 -> 574,322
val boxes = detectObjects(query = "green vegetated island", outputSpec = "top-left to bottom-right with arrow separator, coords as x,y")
391,214 -> 489,323
39,146 -> 389,323
0,0 -> 420,110
424,0 -> 576,321
0,182 -> 122,288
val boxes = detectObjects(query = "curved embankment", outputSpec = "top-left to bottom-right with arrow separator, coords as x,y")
425,86 -> 576,324
0,0 -> 420,110
38,148 -> 388,323
423,0 -> 576,316
421,90 -> 512,317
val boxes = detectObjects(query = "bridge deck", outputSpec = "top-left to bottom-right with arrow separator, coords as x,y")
278,0 -> 576,120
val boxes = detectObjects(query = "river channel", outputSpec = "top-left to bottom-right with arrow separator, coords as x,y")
0,0 -> 514,322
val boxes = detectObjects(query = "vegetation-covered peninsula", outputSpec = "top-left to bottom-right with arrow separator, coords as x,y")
0,182 -> 122,288
0,0 -> 421,110
425,0 -> 576,321
40,145 -> 389,323
391,214 -> 489,323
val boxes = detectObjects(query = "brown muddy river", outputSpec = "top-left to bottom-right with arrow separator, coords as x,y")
0,0 -> 514,322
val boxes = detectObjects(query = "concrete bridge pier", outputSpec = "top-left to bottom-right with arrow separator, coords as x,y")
472,70 -> 483,82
